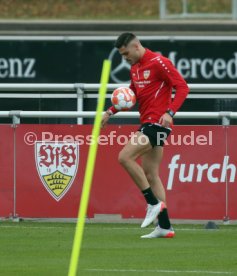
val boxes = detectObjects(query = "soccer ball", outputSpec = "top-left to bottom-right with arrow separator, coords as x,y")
111,87 -> 136,111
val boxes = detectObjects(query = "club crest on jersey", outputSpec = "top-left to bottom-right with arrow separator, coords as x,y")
143,70 -> 150,79
35,142 -> 79,201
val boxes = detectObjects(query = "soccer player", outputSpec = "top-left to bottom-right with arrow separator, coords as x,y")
101,33 -> 189,238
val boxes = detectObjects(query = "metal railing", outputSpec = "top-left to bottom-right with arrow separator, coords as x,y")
1,83 -> 237,125
1,83 -> 237,92
0,111 -> 237,126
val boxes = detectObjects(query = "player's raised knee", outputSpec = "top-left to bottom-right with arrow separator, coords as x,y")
118,150 -> 129,166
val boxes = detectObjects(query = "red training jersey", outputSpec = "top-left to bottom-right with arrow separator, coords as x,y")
108,49 -> 189,124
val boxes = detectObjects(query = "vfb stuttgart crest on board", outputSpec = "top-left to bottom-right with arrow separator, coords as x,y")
35,142 -> 79,201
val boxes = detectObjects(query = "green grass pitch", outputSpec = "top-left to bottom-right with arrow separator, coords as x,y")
0,222 -> 236,275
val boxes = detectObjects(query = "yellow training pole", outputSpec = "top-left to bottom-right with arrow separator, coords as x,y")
68,60 -> 111,276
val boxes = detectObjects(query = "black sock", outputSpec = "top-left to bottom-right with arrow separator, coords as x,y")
158,208 -> 171,229
142,187 -> 158,205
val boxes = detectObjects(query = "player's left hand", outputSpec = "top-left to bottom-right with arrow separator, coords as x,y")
159,113 -> 173,128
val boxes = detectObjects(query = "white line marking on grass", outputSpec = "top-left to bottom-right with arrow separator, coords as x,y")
85,268 -> 233,274
87,227 -> 236,232
0,225 -> 66,229
99,227 -> 237,232
0,225 -> 236,232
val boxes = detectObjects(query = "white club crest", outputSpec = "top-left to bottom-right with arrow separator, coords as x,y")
143,70 -> 150,79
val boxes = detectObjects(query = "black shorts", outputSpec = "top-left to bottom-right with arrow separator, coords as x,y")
138,123 -> 172,147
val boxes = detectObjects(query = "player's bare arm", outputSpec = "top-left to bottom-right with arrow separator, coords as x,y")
101,110 -> 112,128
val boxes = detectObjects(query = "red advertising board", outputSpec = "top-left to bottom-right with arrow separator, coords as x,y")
15,125 -> 86,217
0,125 -> 14,217
91,125 -> 229,220
0,124 -> 236,220
163,125 -> 227,220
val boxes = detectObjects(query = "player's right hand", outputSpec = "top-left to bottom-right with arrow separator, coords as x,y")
101,112 -> 110,128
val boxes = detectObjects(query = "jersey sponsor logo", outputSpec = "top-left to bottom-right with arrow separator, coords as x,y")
35,142 -> 79,201
143,70 -> 150,79
134,80 -> 151,88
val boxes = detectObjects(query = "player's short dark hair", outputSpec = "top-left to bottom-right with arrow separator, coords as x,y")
114,33 -> 136,48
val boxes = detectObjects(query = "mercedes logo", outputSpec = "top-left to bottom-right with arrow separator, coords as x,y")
108,48 -> 131,83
